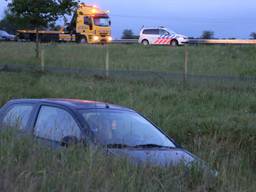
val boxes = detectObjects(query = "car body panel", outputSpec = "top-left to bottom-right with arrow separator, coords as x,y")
107,148 -> 196,167
0,98 -> 208,170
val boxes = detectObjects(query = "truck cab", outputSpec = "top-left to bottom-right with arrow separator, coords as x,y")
16,3 -> 112,44
73,3 -> 112,44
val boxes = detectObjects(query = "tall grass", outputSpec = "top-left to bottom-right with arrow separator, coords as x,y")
0,130 -> 218,192
0,71 -> 255,191
1,42 -> 256,76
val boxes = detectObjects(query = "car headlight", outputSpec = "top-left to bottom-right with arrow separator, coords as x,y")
93,36 -> 99,41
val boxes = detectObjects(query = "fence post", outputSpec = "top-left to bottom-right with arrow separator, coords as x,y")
40,48 -> 45,72
183,44 -> 188,85
105,44 -> 109,78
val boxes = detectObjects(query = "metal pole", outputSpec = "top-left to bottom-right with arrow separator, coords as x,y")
41,48 -> 45,72
105,44 -> 109,78
184,44 -> 188,84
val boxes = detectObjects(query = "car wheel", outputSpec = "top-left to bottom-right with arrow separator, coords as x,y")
142,39 -> 149,46
170,39 -> 178,46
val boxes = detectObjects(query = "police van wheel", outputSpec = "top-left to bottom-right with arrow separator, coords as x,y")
170,40 -> 178,46
142,40 -> 149,46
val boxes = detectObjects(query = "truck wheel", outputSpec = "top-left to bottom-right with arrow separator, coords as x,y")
16,37 -> 22,42
170,39 -> 178,46
79,37 -> 87,44
142,39 -> 149,46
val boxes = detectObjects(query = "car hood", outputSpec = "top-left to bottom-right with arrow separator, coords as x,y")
107,147 -> 198,167
176,34 -> 188,39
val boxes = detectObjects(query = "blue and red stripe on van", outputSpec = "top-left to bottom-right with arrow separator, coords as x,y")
154,34 -> 177,45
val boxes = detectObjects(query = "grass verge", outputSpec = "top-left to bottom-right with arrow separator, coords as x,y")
0,71 -> 255,191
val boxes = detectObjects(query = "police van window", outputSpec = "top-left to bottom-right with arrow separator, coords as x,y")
160,30 -> 170,35
143,29 -> 159,35
34,106 -> 81,142
2,104 -> 33,130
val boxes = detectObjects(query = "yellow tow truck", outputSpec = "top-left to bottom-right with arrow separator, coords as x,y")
16,3 -> 112,44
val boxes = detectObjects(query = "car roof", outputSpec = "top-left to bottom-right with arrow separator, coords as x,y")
141,27 -> 168,30
7,98 -> 134,112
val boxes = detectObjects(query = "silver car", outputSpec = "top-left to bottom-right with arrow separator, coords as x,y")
0,30 -> 16,41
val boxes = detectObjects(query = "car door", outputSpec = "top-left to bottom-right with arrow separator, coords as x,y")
143,29 -> 159,45
158,29 -> 171,45
33,105 -> 82,147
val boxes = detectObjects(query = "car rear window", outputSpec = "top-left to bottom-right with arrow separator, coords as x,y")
142,29 -> 159,35
2,104 -> 33,130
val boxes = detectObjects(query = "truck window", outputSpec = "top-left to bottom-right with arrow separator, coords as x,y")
93,17 -> 111,27
84,17 -> 92,25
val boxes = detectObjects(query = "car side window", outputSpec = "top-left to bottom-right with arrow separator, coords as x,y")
2,104 -> 33,130
34,106 -> 81,142
143,29 -> 159,35
160,30 -> 169,35
142,29 -> 149,34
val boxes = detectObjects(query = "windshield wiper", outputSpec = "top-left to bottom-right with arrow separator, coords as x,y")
134,144 -> 174,149
106,143 -> 175,149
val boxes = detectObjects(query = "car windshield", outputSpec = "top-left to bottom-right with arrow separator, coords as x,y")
80,109 -> 175,148
93,17 -> 110,27
166,29 -> 176,34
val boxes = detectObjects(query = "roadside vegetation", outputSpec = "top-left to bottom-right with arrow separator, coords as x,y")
0,70 -> 255,191
1,42 -> 256,77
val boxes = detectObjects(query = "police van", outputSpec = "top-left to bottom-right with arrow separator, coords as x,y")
138,27 -> 188,46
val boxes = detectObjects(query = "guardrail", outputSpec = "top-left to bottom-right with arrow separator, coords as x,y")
112,39 -> 138,44
189,39 -> 256,45
3,38 -> 256,45
113,39 -> 256,45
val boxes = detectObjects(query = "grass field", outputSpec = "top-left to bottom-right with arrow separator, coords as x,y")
1,42 -> 256,76
0,70 -> 255,191
0,42 -> 256,191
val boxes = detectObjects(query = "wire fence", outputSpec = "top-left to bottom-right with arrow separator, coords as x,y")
1,63 -> 256,88
1,42 -> 256,88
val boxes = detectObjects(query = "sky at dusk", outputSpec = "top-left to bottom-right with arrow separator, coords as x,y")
0,0 -> 255,38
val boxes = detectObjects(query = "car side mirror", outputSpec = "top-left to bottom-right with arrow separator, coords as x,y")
61,136 -> 79,147
109,21 -> 111,26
